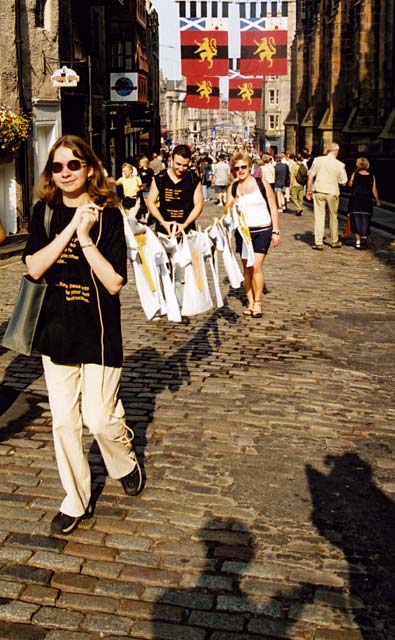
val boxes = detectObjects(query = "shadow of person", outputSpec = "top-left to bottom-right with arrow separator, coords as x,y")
306,453 -> 395,639
293,230 -> 315,246
0,345 -> 46,442
152,517 -> 319,638
121,303 -> 238,461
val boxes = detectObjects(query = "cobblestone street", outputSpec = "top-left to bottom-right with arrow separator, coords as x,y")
0,203 -> 394,640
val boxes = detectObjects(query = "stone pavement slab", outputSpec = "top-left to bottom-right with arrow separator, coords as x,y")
0,203 -> 394,638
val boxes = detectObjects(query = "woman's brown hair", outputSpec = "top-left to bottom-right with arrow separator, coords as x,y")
34,135 -> 117,207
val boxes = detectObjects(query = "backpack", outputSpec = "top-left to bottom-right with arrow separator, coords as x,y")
295,163 -> 308,185
232,177 -> 270,211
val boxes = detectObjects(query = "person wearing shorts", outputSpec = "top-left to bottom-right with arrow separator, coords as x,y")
225,153 -> 280,318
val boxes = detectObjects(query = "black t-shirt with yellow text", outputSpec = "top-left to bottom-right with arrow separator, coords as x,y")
154,169 -> 200,234
23,201 -> 127,367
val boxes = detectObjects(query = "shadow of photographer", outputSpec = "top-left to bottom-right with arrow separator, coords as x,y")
306,452 -> 395,639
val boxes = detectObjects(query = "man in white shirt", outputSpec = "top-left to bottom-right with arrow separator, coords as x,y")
306,142 -> 348,250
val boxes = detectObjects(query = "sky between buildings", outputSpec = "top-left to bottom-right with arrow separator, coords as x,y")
151,0 -> 240,85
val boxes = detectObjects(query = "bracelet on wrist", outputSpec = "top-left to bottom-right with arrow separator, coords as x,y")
80,240 -> 94,249
272,230 -> 280,236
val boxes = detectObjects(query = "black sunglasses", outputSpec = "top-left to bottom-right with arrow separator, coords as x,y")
51,159 -> 87,173
234,165 -> 248,171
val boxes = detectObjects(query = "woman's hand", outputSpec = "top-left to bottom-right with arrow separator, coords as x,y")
76,202 -> 102,242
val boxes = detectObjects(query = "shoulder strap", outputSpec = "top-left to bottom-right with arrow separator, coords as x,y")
231,180 -> 239,198
254,177 -> 270,210
44,204 -> 53,239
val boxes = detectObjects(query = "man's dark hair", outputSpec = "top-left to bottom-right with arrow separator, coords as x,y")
172,144 -> 192,160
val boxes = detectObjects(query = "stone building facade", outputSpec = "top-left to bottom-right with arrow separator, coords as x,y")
0,0 -> 160,236
286,0 -> 394,200
0,0 -> 61,234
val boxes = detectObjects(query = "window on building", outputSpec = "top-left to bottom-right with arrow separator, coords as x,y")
268,115 -> 280,130
111,22 -> 133,71
268,89 -> 279,105
35,0 -> 47,28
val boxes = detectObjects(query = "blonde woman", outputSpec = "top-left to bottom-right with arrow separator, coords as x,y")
115,163 -> 142,210
348,157 -> 380,249
225,153 -> 280,318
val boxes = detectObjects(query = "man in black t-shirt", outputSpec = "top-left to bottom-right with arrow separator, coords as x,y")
146,145 -> 203,312
146,144 -> 203,236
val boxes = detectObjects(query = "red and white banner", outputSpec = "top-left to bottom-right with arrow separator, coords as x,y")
238,15 -> 288,77
180,19 -> 229,77
228,78 -> 263,112
186,76 -> 220,109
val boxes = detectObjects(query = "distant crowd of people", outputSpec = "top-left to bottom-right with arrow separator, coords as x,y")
191,144 -> 380,252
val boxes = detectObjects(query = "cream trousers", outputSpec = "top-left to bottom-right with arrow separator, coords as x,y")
313,192 -> 339,244
42,356 -> 137,517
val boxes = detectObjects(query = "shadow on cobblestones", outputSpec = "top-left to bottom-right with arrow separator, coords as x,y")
0,349 -> 45,442
86,304 -> 239,503
152,517 -> 319,638
307,452 -> 395,639
122,302 -> 238,444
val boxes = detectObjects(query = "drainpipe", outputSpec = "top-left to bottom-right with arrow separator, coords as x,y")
15,0 -> 30,230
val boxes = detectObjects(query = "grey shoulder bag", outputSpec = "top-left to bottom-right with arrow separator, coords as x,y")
1,205 -> 53,356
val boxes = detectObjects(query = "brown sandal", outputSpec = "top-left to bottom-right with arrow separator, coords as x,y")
243,307 -> 253,316
251,301 -> 263,318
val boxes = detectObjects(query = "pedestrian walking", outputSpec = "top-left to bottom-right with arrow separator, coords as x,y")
114,162 -> 142,213
348,157 -> 381,250
274,154 -> 290,212
306,142 -> 348,250
138,156 -> 154,197
224,153 -> 280,318
146,144 -> 203,310
147,144 -> 203,237
261,154 -> 275,186
200,156 -> 213,202
23,135 -> 142,535
212,154 -> 231,206
289,154 -> 307,216
149,151 -> 165,175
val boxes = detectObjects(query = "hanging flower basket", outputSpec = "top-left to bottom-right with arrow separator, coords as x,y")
0,105 -> 31,160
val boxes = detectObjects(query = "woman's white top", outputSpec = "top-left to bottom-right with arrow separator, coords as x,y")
237,188 -> 272,228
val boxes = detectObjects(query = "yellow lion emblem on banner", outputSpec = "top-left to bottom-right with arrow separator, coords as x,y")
196,80 -> 213,103
253,36 -> 277,67
194,37 -> 218,68
238,82 -> 254,105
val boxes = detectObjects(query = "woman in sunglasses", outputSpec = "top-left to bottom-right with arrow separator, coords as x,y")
225,153 -> 280,318
23,135 -> 142,535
